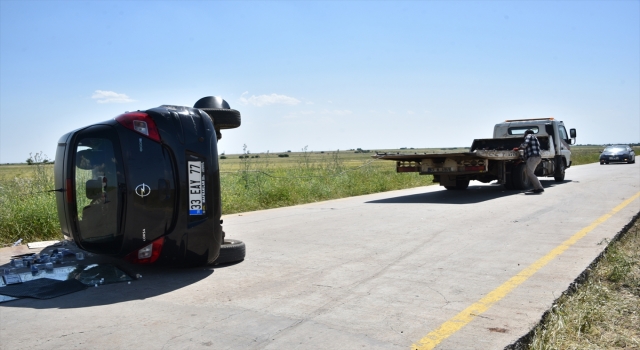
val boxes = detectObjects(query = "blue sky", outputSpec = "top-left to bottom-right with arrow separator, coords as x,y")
1,0 -> 638,163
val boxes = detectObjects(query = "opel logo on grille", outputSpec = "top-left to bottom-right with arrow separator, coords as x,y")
135,183 -> 151,198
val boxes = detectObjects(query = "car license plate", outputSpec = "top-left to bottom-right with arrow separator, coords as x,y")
610,157 -> 618,160
188,161 -> 205,215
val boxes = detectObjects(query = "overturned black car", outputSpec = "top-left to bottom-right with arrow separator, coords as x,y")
54,96 -> 244,266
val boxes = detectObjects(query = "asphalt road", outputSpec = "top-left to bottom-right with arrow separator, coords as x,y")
1,162 -> 639,350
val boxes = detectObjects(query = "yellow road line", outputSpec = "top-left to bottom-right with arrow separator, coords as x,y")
412,191 -> 640,350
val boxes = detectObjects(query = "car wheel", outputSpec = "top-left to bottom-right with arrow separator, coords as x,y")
212,239 -> 245,265
554,157 -> 565,182
512,163 -> 531,190
200,108 -> 241,130
193,96 -> 241,129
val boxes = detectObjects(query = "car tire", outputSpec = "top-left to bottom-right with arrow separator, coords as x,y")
212,239 -> 245,265
554,157 -> 565,182
444,178 -> 470,190
200,108 -> 241,130
512,163 -> 531,190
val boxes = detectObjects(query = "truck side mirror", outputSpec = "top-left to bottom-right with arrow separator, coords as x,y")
569,128 -> 577,144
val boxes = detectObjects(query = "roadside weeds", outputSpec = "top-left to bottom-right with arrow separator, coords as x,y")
508,213 -> 640,350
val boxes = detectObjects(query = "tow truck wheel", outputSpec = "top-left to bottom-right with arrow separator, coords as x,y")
504,165 -> 515,190
512,163 -> 531,190
444,178 -> 470,190
212,239 -> 246,265
554,157 -> 566,182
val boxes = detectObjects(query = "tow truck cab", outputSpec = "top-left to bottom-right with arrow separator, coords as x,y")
493,118 -> 577,169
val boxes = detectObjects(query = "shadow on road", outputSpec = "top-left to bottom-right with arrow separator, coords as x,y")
367,180 -> 573,205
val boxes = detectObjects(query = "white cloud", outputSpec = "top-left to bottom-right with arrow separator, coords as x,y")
322,109 -> 352,116
91,90 -> 135,104
239,92 -> 301,107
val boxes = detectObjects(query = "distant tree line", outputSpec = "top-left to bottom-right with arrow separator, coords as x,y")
25,152 -> 52,165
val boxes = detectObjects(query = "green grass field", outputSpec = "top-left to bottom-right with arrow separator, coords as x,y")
217,146 -> 469,171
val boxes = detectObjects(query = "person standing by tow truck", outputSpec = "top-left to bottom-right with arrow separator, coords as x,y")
516,129 -> 544,194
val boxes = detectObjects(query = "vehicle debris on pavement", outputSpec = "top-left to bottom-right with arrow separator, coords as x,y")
0,240 -> 136,303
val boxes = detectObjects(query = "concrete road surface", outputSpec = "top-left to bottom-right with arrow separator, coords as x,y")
1,162 -> 639,350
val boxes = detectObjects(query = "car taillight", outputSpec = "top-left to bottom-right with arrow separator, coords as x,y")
66,178 -> 74,203
115,112 -> 161,142
125,237 -> 164,264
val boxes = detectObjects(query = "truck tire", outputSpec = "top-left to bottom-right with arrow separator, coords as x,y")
503,165 -> 515,190
444,178 -> 470,190
554,157 -> 565,182
512,163 -> 531,190
212,239 -> 245,265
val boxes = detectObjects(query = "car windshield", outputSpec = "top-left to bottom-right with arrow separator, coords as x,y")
73,128 -> 125,253
604,146 -> 626,152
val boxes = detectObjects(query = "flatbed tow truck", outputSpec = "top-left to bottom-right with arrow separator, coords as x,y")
374,118 -> 577,190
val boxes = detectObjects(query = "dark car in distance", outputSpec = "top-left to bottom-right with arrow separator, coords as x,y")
599,145 -> 636,165
54,96 -> 244,266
